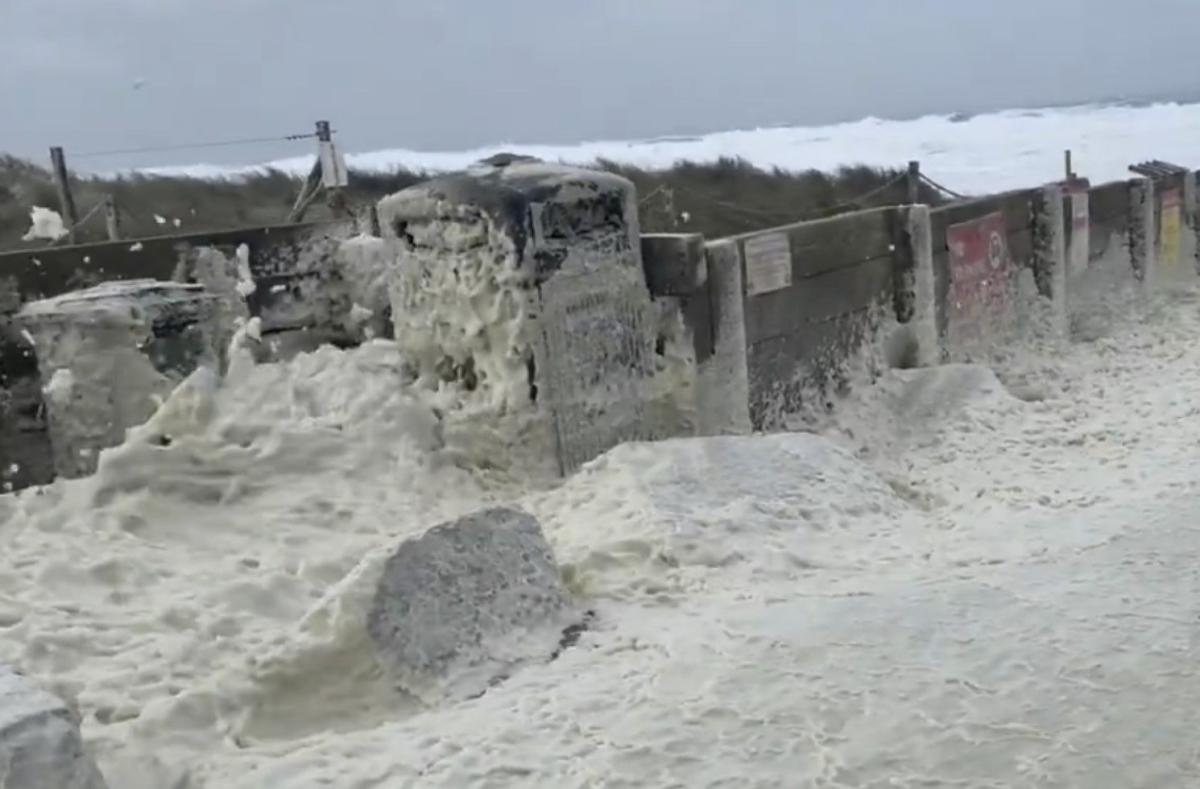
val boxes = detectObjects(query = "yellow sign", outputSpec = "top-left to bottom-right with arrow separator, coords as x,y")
1161,189 -> 1183,268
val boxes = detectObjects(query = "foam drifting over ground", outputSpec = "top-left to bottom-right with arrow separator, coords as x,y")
5,281 -> 1200,785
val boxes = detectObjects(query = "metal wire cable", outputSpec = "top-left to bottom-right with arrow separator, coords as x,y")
919,172 -> 969,201
47,201 -> 105,246
638,184 -> 670,206
839,172 -> 909,207
655,171 -> 910,228
72,132 -> 319,159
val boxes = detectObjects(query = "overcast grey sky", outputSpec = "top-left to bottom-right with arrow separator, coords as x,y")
4,0 -> 1200,171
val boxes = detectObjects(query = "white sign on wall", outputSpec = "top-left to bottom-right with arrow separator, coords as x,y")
743,232 -> 792,296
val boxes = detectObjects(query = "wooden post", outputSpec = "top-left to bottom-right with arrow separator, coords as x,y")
49,147 -> 79,244
287,157 -> 323,223
103,194 -> 121,241
906,161 -> 920,205
317,120 -> 351,218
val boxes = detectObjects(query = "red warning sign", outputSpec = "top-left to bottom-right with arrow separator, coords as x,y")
947,211 -> 1013,322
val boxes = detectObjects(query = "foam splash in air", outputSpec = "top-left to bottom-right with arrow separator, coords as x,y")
21,206 -> 69,242
234,243 -> 257,298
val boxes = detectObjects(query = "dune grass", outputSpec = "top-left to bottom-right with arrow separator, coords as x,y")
0,154 -> 940,251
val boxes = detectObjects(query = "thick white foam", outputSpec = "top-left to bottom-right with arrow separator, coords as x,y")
5,255 -> 1200,784
135,101 -> 1200,194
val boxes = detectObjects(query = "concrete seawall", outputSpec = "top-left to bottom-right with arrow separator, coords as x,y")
1,162 -> 1197,492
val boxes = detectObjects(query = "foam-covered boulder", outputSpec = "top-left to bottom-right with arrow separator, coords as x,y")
0,665 -> 107,788
367,507 -> 579,703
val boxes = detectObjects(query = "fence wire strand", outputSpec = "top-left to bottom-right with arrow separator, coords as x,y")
72,132 -> 319,159
919,172 -> 969,201
641,171 -> 910,230
47,201 -> 105,246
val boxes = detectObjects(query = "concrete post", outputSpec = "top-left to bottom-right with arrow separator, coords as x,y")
1129,178 -> 1157,288
1065,187 -> 1090,279
903,204 -> 940,367
378,159 -> 656,475
695,239 -> 751,436
1033,183 -> 1069,335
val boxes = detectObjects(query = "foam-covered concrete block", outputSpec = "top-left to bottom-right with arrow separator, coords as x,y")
0,664 -> 108,789
367,507 -> 579,704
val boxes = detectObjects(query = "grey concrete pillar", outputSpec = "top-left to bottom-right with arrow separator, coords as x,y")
903,204 -> 941,367
1033,183 -> 1069,335
376,157 -> 658,475
1130,178 -> 1157,288
1066,187 -> 1091,279
695,239 -> 752,436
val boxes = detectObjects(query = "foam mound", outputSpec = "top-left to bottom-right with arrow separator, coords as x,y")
528,432 -> 915,596
888,364 -> 1019,422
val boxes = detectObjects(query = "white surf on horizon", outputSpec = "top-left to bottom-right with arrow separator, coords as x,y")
137,101 -> 1200,196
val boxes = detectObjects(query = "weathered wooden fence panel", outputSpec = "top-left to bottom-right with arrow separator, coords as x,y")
696,206 -> 935,431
